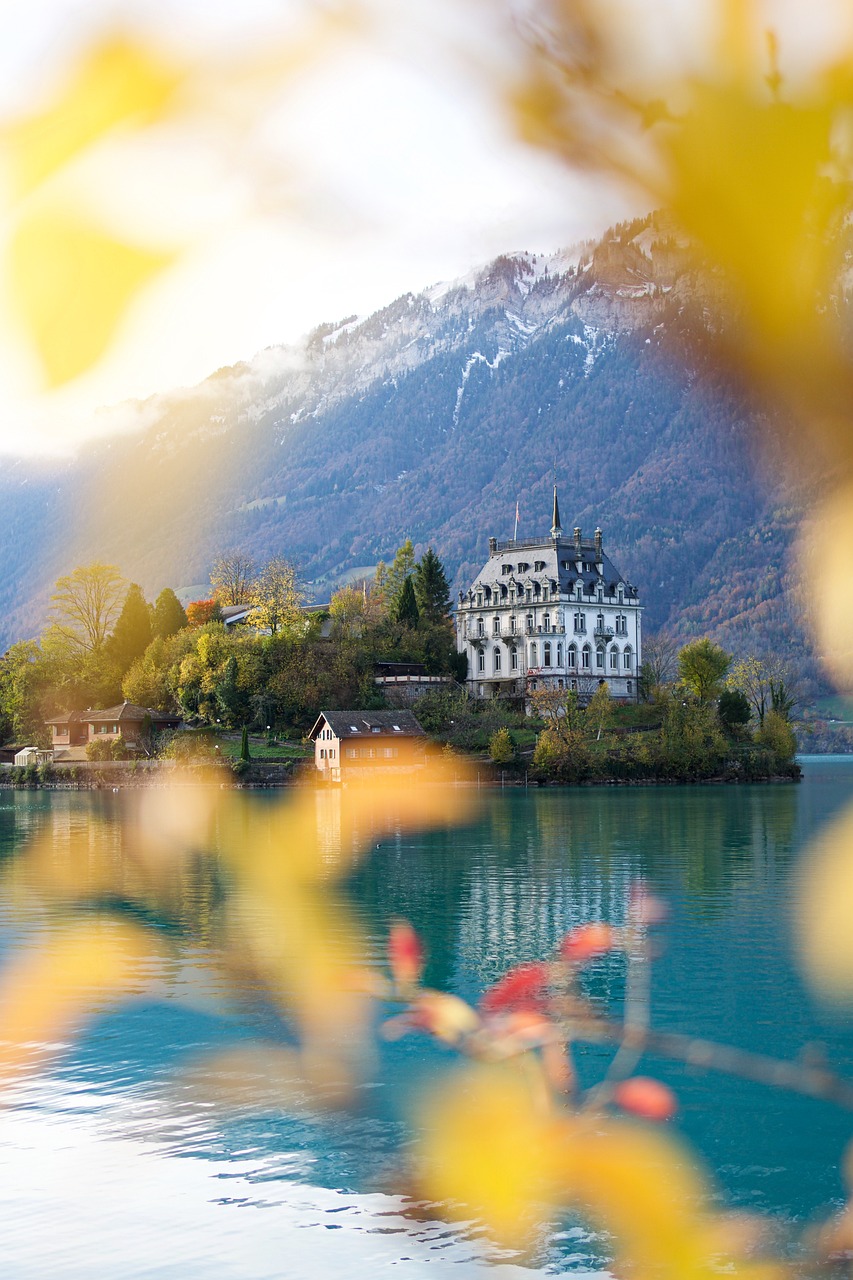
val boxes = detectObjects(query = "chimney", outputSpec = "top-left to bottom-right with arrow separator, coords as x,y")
573,526 -> 582,554
594,528 -> 603,563
488,536 -> 497,554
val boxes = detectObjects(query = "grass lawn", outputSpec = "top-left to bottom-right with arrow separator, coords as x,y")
215,734 -> 308,761
811,695 -> 853,723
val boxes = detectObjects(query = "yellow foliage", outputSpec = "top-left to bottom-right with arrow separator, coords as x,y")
3,35 -> 182,198
8,208 -> 174,386
0,920 -> 156,1079
797,800 -> 853,1002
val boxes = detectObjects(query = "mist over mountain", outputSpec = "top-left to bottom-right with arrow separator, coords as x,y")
0,213 -> 821,688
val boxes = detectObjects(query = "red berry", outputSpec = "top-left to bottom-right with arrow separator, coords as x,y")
559,922 -> 616,963
613,1076 -> 677,1121
480,962 -> 551,1015
388,919 -> 424,987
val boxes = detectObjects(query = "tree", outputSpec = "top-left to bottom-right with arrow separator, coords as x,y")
718,688 -> 751,734
395,576 -> 420,628
240,724 -> 250,762
0,641 -> 51,745
248,556 -> 305,636
48,563 -> 126,658
210,551 -> 255,606
107,584 -> 151,675
639,630 -> 679,697
489,726 -> 515,764
756,709 -> 797,764
586,682 -> 613,740
677,639 -> 731,704
414,548 -> 451,624
186,599 -> 224,627
727,656 -> 798,727
383,539 -> 416,616
152,588 -> 188,640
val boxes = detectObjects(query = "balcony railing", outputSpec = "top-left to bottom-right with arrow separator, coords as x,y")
594,626 -> 615,639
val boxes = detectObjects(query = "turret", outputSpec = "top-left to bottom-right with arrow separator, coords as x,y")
594,527 -> 603,566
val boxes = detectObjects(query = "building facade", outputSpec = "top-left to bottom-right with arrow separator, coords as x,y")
455,491 -> 642,702
309,710 -> 427,781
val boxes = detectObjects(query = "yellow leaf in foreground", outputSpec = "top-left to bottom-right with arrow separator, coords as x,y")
9,208 -> 174,385
796,796 -> 853,1002
0,920 -> 155,1080
415,1063 -> 561,1250
3,35 -> 182,197
800,483 -> 853,691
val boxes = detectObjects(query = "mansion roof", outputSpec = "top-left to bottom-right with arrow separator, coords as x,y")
462,533 -> 638,604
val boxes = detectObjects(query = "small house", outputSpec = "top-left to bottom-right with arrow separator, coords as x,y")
308,710 -> 426,781
46,702 -> 181,761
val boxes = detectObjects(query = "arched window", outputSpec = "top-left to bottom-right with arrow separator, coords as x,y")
494,647 -> 501,672
530,643 -> 538,667
543,613 -> 551,632
570,678 -> 578,691
627,680 -> 633,694
543,642 -> 552,666
581,644 -> 591,670
596,646 -> 605,669
510,615 -> 517,634
597,612 -> 605,631
511,647 -> 518,671
567,644 -> 577,669
557,643 -> 563,666
478,649 -> 485,672
492,616 -> 500,636
609,646 -> 619,670
477,617 -> 484,637
526,613 -> 534,632
618,586 -> 624,603
624,646 -> 633,671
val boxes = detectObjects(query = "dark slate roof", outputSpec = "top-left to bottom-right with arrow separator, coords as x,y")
309,710 -> 425,740
464,534 -> 639,603
46,702 -> 180,725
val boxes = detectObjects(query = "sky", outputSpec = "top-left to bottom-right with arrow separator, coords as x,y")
0,0 -> 643,457
1,0 -> 848,458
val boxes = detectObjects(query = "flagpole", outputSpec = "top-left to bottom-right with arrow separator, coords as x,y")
513,499 -> 519,542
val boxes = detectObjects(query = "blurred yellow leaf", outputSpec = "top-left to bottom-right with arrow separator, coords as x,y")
796,796 -> 853,1001
800,482 -> 853,691
0,920 -> 155,1079
8,208 -> 174,386
415,1062 -> 562,1249
3,35 -> 182,197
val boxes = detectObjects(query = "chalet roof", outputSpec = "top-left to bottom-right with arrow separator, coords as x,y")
309,710 -> 426,741
45,702 -> 180,726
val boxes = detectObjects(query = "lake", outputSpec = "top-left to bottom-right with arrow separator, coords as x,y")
0,760 -> 851,1278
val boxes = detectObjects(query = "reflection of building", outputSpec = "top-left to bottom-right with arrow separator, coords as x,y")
45,702 -> 181,761
309,710 -> 426,781
455,489 -> 642,702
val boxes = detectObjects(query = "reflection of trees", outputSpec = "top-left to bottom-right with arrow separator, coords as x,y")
352,786 -> 799,995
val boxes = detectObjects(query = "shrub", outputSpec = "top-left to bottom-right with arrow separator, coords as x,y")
489,726 -> 515,765
756,709 -> 798,765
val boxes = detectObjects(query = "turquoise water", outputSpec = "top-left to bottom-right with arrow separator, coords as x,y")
0,761 -> 851,1276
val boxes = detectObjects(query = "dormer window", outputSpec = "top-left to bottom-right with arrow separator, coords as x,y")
534,560 -> 545,572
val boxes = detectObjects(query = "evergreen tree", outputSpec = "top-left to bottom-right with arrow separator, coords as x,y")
107,584 -> 152,676
395,576 -> 420,628
240,724 -> 250,762
413,548 -> 451,624
152,588 -> 188,640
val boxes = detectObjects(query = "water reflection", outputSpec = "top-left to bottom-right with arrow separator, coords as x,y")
0,768 -> 848,1274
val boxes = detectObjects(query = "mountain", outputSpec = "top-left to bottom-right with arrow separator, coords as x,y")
0,213 -> 822,689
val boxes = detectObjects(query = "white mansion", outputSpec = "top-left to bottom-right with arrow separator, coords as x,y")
455,490 -> 642,701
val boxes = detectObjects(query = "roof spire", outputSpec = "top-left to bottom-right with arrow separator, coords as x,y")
550,483 -> 562,538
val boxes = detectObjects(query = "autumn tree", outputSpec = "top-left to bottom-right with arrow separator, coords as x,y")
248,556 -> 305,636
585,681 -> 613,740
639,630 -> 679,696
48,563 -> 126,658
152,588 -> 188,640
210,551 -> 255,606
186,599 -> 224,627
677,638 -> 731,704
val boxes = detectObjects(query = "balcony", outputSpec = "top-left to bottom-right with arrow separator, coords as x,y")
594,626 -> 614,640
